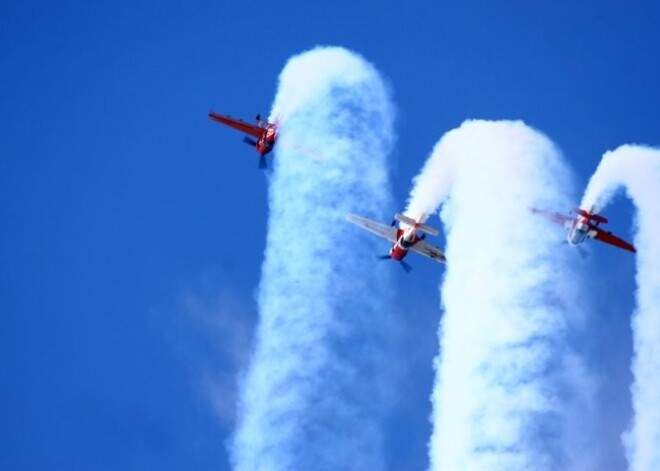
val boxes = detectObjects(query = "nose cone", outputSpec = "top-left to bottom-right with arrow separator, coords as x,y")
390,246 -> 406,260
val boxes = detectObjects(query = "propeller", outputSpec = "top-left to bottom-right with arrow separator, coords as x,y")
243,136 -> 258,147
376,254 -> 412,272
258,154 -> 267,170
576,245 -> 589,259
561,240 -> 589,259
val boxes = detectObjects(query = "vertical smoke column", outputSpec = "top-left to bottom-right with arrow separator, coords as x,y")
581,145 -> 660,471
407,121 -> 594,470
231,47 -> 396,471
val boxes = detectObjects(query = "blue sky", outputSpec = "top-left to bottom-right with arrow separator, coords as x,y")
1,1 -> 659,470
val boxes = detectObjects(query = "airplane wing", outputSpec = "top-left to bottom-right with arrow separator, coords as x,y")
208,112 -> 263,139
531,208 -> 572,226
410,240 -> 447,264
590,226 -> 636,253
346,214 -> 398,243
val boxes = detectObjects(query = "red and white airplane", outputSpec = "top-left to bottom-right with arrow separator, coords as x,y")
208,111 -> 278,169
532,206 -> 636,253
346,212 -> 446,271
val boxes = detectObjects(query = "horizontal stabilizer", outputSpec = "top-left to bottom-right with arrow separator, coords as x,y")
394,213 -> 439,236
574,208 -> 608,224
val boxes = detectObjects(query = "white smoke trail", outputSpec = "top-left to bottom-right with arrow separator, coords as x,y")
581,145 -> 660,471
406,120 -> 595,470
231,47 -> 397,471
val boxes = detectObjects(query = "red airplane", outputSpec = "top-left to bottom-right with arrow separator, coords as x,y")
346,212 -> 446,271
532,206 -> 636,253
208,111 -> 278,169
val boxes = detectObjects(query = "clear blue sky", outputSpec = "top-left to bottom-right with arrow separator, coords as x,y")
1,1 -> 658,469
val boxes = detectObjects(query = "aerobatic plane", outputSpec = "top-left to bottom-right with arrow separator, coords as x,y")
532,206 -> 636,253
346,212 -> 446,271
208,111 -> 278,169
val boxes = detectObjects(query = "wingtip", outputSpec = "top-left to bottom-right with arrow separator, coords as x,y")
345,213 -> 361,225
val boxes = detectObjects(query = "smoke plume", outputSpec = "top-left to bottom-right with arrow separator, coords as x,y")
231,47 -> 397,471
581,145 -> 660,471
406,120 -> 594,470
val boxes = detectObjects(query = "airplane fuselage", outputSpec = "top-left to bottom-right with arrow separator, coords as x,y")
567,217 -> 595,246
256,126 -> 277,155
389,227 -> 420,260
568,220 -> 588,245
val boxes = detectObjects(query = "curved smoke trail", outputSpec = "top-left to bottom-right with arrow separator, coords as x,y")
581,145 -> 660,471
406,120 -> 595,470
231,47 -> 397,471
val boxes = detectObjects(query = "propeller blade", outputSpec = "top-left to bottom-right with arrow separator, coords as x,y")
243,136 -> 258,147
258,154 -> 267,170
377,255 -> 392,260
576,245 -> 589,259
400,260 -> 412,272
560,240 -> 589,259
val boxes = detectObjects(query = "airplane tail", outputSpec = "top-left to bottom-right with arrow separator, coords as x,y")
573,207 -> 608,224
256,114 -> 276,129
394,213 -> 440,236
